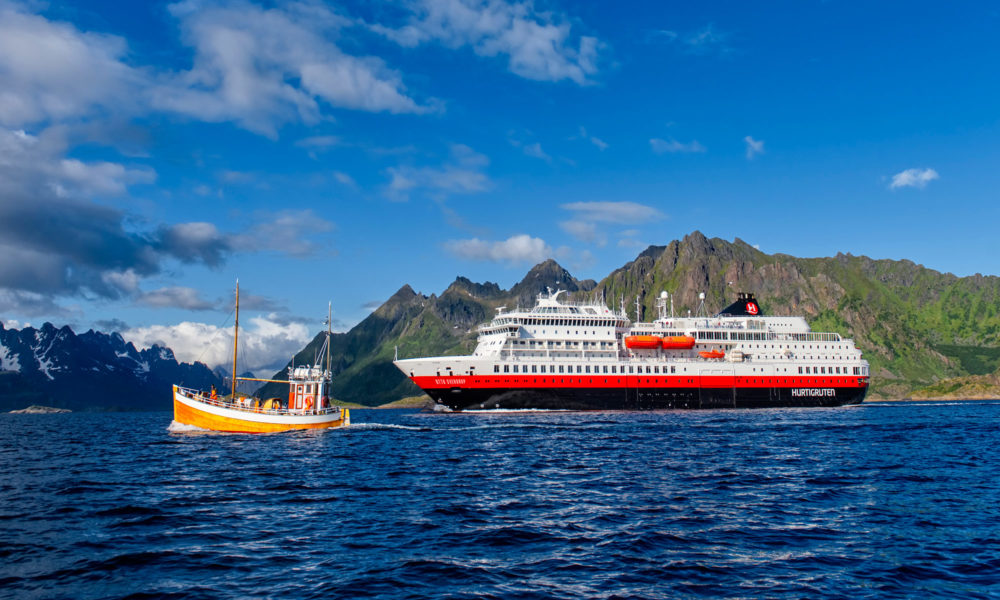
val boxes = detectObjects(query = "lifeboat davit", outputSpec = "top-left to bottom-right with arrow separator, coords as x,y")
625,335 -> 662,349
662,336 -> 696,350
699,350 -> 726,359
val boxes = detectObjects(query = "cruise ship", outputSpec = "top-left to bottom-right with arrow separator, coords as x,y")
393,290 -> 869,410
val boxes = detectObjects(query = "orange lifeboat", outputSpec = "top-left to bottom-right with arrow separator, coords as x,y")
698,349 -> 726,359
662,336 -> 696,350
625,335 -> 662,349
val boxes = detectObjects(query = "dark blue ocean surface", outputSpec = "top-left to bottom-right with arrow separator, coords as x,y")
2,402 -> 999,600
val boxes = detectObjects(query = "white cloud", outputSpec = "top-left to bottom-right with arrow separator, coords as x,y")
137,286 -> 217,311
445,234 -> 552,264
296,135 -> 342,149
559,220 -> 605,245
0,128 -> 155,199
561,201 -> 665,224
124,314 -> 313,376
0,2 -> 145,128
889,167 -> 939,190
372,0 -> 602,84
650,137 -> 706,154
574,126 -> 607,150
333,171 -> 356,186
234,209 -> 335,257
744,135 -> 764,159
650,24 -> 730,56
522,142 -> 551,162
155,1 -> 432,137
385,144 -> 490,200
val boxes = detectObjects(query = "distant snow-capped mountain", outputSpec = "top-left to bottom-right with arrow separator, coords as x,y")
0,322 -> 224,412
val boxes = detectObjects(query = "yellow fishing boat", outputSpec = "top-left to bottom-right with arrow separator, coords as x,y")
172,281 -> 349,433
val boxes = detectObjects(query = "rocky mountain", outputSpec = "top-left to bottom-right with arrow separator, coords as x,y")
0,323 -> 224,411
594,232 -> 1000,398
257,260 -> 598,405
263,232 -> 1000,405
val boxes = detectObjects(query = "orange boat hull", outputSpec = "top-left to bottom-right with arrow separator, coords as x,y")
172,388 -> 348,433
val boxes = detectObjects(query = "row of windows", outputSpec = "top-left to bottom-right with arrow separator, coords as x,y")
494,317 -> 623,328
798,366 -> 866,375
513,340 -> 613,348
495,364 -> 680,375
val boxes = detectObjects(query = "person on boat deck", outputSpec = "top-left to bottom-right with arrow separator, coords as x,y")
210,386 -> 217,401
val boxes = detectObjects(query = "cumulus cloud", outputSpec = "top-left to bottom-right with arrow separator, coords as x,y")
385,144 -> 490,201
94,318 -> 129,332
650,138 -> 705,154
889,168 -> 939,190
371,0 -> 602,84
137,286 -> 217,311
123,314 -> 314,375
153,1 -> 432,137
0,128 -> 334,308
445,234 -> 552,264
744,135 -> 764,159
0,288 -> 75,319
155,222 -> 231,267
0,1 -> 145,128
234,209 -> 335,257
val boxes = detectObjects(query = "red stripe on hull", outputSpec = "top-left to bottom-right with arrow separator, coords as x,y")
412,374 -> 869,391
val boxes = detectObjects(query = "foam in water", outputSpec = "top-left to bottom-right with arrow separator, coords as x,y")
347,423 -> 430,432
166,420 -> 208,433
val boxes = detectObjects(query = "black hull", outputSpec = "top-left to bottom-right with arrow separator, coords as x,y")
425,386 -> 868,411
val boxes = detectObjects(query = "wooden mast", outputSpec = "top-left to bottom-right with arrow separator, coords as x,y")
232,278 -> 239,399
326,302 -> 332,375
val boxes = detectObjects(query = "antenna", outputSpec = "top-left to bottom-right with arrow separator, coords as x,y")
696,292 -> 707,318
635,295 -> 641,322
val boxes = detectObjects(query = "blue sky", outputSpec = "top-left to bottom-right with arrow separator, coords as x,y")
1,0 -> 997,373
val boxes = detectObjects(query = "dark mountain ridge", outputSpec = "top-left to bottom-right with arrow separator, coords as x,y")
0,322 -> 224,411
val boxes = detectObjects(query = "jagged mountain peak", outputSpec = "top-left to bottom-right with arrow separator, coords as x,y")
0,322 -> 223,411
445,276 -> 504,299
510,259 -> 581,300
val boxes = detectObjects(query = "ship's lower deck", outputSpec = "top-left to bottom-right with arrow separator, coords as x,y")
411,374 -> 868,411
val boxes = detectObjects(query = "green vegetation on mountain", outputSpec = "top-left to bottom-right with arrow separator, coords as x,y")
910,367 -> 1000,400
261,231 -> 1000,405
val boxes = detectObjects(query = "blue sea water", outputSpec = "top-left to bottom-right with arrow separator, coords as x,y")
1,402 -> 999,600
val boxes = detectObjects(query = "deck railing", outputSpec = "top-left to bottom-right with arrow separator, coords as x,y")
175,386 -> 342,416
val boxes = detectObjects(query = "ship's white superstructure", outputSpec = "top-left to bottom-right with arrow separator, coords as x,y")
394,290 -> 869,410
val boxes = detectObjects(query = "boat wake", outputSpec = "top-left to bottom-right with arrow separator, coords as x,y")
166,420 -> 209,433
347,423 -> 432,432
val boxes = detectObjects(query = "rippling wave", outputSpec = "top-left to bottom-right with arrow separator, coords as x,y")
2,402 -> 999,599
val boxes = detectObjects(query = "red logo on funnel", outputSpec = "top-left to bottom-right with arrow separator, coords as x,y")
746,302 -> 759,315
